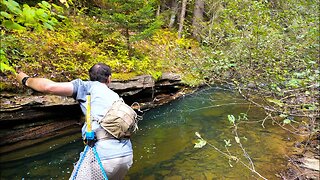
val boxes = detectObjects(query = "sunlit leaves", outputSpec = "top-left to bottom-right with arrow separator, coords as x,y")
38,1 -> 51,10
194,132 -> 207,148
227,113 -> 249,125
0,49 -> 16,73
224,139 -> 231,147
0,11 -> 13,19
198,0 -> 319,118
0,0 -> 65,31
194,139 -> 207,148
266,98 -> 284,107
228,115 -> 236,124
283,119 -> 291,124
302,104 -> 317,111
279,114 -> 288,118
2,0 -> 22,15
2,20 -> 26,30
102,0 -> 162,59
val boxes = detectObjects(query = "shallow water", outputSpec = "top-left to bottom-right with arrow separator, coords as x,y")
0,87 -> 298,179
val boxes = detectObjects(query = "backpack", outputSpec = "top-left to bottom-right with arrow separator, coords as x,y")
98,99 -> 141,139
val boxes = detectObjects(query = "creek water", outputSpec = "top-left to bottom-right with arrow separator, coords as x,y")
0,87 -> 298,179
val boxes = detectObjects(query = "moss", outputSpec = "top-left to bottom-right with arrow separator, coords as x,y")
112,72 -> 138,81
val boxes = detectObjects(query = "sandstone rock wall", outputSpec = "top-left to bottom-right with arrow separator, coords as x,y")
0,73 -> 193,155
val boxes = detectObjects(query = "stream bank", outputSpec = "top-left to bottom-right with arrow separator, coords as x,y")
0,73 -> 195,158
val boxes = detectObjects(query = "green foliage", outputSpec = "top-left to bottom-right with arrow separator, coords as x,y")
194,139 -> 207,148
200,0 -> 319,85
105,0 -> 159,34
0,13 -> 166,90
0,48 -> 15,73
227,115 -> 236,124
0,0 -> 318,118
0,0 -> 66,31
227,113 -> 248,124
102,0 -> 162,58
196,0 -> 319,118
194,132 -> 207,148
135,29 -> 206,86
224,139 -> 231,147
0,30 -> 25,74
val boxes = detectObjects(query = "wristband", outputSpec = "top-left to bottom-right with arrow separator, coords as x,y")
22,76 -> 30,86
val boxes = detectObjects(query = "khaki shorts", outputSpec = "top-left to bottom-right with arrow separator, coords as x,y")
69,154 -> 133,180
102,154 -> 133,180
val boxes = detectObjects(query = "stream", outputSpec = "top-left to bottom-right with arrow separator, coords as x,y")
0,87 -> 298,179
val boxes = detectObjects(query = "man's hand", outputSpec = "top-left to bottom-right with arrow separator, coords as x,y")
16,72 -> 29,85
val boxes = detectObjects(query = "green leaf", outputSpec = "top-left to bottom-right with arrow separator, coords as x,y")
47,17 -> 58,25
0,11 -> 13,19
0,62 -> 16,73
303,104 -> 317,111
228,115 -> 236,124
266,98 -> 284,107
21,4 -> 36,25
3,0 -> 22,15
194,139 -> 207,148
224,139 -> 231,147
35,9 -> 49,21
52,4 -> 64,14
279,114 -> 288,118
240,113 -> 248,120
39,1 -> 51,10
287,78 -> 301,88
57,15 -> 66,19
43,22 -> 54,30
2,20 -> 26,30
283,119 -> 291,124
228,63 -> 236,67
6,0 -> 20,7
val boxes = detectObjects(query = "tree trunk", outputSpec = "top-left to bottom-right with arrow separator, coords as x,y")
168,0 -> 179,29
178,0 -> 187,38
157,4 -> 161,17
192,0 -> 204,42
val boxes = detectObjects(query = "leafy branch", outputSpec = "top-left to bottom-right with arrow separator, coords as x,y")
194,113 -> 268,180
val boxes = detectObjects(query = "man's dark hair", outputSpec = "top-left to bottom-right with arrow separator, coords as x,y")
89,63 -> 112,83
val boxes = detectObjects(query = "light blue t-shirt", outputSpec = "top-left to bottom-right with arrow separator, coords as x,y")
71,79 -> 133,160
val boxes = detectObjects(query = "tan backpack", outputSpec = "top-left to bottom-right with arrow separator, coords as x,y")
98,99 -> 141,139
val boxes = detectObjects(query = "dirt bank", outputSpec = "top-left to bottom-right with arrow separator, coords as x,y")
280,128 -> 319,180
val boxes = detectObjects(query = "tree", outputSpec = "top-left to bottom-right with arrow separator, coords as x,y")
178,0 -> 187,38
168,0 -> 179,29
104,0 -> 162,59
192,0 -> 204,41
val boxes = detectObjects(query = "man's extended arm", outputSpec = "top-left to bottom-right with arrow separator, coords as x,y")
17,72 -> 74,96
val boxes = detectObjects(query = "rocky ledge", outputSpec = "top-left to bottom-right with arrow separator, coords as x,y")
0,73 -> 195,155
